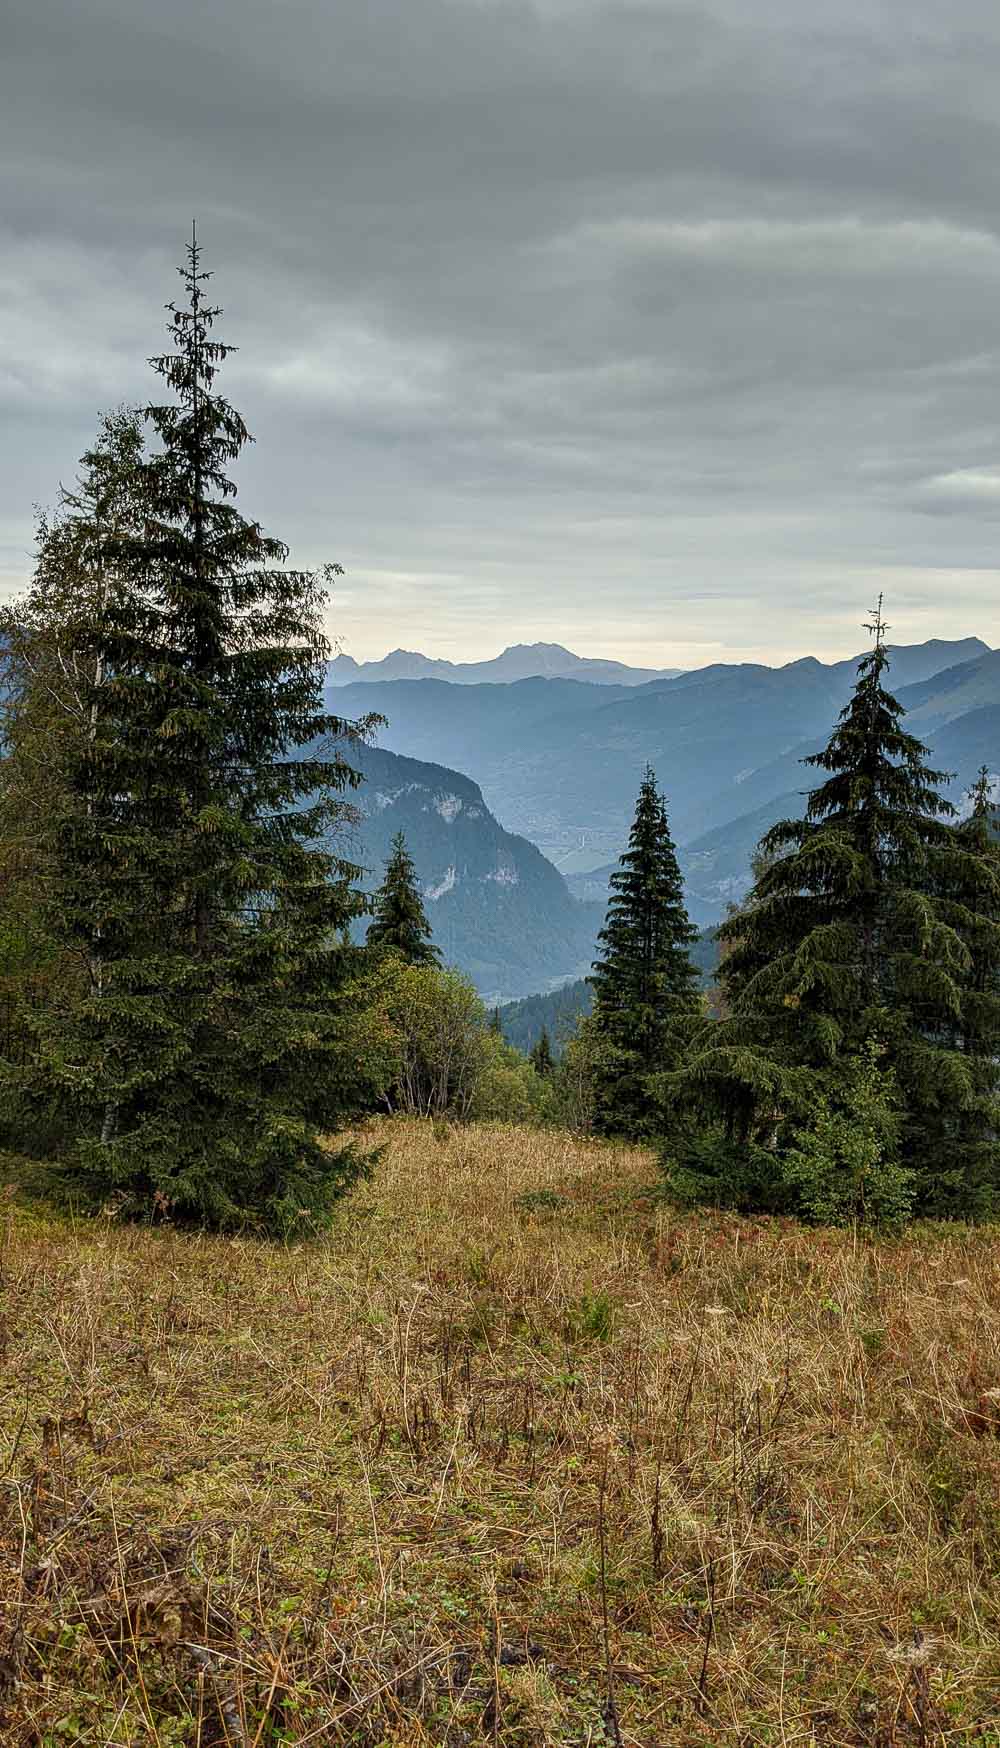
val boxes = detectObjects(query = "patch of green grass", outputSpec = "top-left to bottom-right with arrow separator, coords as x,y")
565,1288 -> 615,1342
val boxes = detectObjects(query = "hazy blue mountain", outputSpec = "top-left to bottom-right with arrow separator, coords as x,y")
925,707 -> 1000,802
566,804 -> 793,925
568,803 -> 784,925
900,651 -> 1000,731
329,676 -> 632,784
333,639 -> 993,887
825,638 -> 989,693
551,641 -> 1000,924
349,743 -> 603,1002
564,863 -> 620,905
331,664 -> 838,864
660,701 -> 1000,927
329,641 -> 682,687
334,637 -> 999,1020
678,794 -> 807,921
681,653 -> 1000,855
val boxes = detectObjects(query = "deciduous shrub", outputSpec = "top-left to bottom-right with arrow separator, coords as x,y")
362,956 -> 549,1122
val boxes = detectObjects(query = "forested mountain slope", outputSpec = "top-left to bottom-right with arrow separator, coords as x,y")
496,980 -> 594,1055
497,925 -> 721,1055
348,743 -> 603,1001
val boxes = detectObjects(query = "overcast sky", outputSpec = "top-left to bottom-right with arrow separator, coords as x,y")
4,0 -> 1000,668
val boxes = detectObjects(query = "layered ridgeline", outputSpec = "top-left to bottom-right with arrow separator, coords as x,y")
328,642 -> 682,687
653,644 -> 1000,922
331,637 -> 994,925
348,743 -> 603,1002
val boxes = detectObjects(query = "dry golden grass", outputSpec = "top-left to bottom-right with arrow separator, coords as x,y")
2,1120 -> 1000,1747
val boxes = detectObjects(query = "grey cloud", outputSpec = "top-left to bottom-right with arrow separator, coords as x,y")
912,469 -> 1000,516
3,0 -> 1000,667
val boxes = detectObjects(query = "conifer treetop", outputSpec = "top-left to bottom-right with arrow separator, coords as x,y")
795,597 -> 954,847
367,831 -> 440,966
592,764 -> 699,1016
588,764 -> 699,1134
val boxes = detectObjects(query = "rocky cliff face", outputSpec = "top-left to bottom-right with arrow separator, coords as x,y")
348,743 -> 602,1002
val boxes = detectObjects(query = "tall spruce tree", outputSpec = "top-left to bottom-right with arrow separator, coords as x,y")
589,766 -> 699,1135
530,1027 -> 554,1077
1,410 -> 148,1128
25,237 -> 381,1231
931,768 -> 1000,1213
366,832 -> 439,965
667,604 -> 1000,1214
1,408 -> 147,861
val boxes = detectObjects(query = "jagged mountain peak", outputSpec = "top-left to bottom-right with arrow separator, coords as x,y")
327,642 -> 682,688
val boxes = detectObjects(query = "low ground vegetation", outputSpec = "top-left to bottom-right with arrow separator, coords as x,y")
3,1121 -> 1000,1746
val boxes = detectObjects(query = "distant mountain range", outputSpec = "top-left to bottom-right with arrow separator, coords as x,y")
336,636 -> 997,938
328,642 -> 682,688
565,641 -> 1000,923
347,742 -> 603,1002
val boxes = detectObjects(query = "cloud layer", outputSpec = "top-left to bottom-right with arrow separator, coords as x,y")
3,0 -> 1000,664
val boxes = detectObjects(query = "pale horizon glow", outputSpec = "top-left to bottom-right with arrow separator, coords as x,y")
326,626 -> 994,672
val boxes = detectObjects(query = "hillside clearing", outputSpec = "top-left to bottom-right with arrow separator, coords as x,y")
1,1123 -> 1000,1746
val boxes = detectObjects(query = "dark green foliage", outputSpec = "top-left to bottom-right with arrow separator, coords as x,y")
663,1042 -> 910,1228
590,766 -> 699,1136
529,1026 -> 554,1077
366,831 -> 439,965
497,980 -> 593,1057
0,407 -> 148,902
660,1126 -> 789,1215
496,930 -> 720,1061
20,240 -> 381,1233
778,1041 -> 912,1228
928,767 -> 1000,1215
1,410 -> 150,1146
665,605 -> 1000,1217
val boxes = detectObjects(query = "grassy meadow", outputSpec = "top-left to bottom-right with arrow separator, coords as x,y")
2,1120 -> 1000,1746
